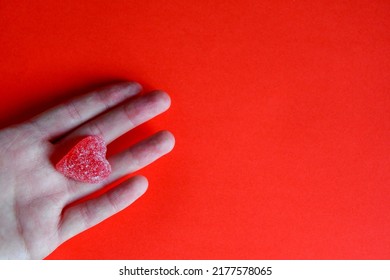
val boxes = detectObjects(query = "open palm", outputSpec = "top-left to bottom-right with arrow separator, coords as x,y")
0,82 -> 174,259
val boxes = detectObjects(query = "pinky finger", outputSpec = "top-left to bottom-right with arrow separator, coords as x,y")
59,175 -> 148,242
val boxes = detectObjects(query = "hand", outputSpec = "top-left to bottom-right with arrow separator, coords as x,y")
0,82 -> 175,259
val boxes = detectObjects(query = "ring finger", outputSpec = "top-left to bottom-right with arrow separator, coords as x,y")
58,90 -> 171,149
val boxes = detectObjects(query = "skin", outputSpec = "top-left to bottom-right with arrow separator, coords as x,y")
0,82 -> 175,259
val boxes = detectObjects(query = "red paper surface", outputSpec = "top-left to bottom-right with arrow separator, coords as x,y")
0,0 -> 389,259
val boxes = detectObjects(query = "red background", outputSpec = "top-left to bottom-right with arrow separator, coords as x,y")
0,1 -> 389,259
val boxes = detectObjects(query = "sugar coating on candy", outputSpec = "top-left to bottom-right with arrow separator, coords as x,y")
56,135 -> 111,184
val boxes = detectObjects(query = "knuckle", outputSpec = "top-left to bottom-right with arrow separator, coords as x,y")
64,101 -> 82,122
88,122 -> 105,137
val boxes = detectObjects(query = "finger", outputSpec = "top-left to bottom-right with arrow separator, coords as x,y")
59,90 -> 171,145
67,130 -> 175,202
108,130 -> 175,184
59,175 -> 148,242
30,82 -> 142,140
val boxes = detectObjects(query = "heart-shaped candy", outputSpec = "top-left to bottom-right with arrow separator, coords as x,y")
56,135 -> 111,184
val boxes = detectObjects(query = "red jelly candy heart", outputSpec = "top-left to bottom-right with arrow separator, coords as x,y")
56,135 -> 111,184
